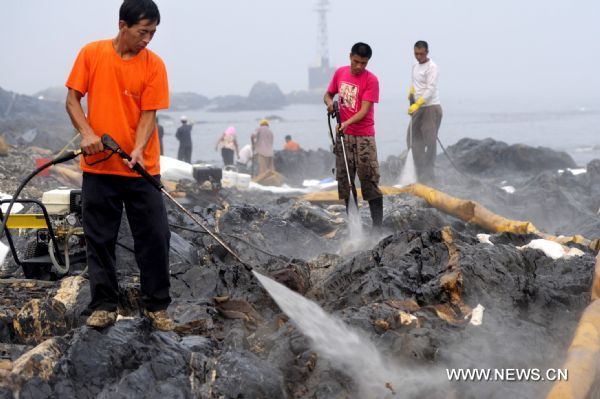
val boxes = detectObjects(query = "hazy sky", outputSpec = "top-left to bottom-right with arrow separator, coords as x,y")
1,0 -> 599,103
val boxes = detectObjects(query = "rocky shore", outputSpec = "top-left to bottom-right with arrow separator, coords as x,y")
0,136 -> 597,399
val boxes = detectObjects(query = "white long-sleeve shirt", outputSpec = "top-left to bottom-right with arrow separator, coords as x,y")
411,59 -> 440,106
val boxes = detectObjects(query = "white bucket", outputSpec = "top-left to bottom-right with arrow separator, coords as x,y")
221,166 -> 237,188
236,173 -> 251,190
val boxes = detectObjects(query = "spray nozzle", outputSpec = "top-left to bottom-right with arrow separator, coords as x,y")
332,101 -> 342,126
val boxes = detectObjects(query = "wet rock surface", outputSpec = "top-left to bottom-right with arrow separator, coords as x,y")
0,87 -> 73,152
442,137 -> 577,176
0,139 -> 598,399
383,137 -> 600,238
274,149 -> 335,186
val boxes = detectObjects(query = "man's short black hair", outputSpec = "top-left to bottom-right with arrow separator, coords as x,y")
120,0 -> 160,27
351,42 -> 372,59
285,135 -> 292,141
414,41 -> 429,51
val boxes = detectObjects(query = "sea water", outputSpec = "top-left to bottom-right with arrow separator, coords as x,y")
160,98 -> 599,168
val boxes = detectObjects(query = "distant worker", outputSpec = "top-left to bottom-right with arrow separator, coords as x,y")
251,119 -> 274,176
215,126 -> 239,166
407,40 -> 443,183
156,116 -> 164,155
175,115 -> 192,163
237,143 -> 253,174
283,135 -> 301,152
324,42 -> 383,229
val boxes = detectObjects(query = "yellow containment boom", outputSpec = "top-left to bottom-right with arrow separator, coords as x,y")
302,183 -> 600,251
304,183 -> 600,396
546,253 -> 600,399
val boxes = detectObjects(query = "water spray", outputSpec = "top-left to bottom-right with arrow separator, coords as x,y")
397,114 -> 418,186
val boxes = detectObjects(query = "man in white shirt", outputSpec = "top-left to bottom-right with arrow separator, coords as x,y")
407,40 -> 443,183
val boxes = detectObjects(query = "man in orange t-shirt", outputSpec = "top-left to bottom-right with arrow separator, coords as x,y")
65,0 -> 173,331
283,135 -> 301,152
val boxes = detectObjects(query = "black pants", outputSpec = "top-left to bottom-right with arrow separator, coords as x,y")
221,148 -> 234,166
82,173 -> 171,312
177,142 -> 192,163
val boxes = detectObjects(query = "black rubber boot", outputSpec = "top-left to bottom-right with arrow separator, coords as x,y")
368,197 -> 383,228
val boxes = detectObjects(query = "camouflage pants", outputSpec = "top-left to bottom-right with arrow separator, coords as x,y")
335,134 -> 383,201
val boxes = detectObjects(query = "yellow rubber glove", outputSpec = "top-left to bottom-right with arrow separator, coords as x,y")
408,86 -> 415,105
408,97 -> 425,115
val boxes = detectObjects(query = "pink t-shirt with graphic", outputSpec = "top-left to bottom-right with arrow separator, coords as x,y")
327,66 -> 379,136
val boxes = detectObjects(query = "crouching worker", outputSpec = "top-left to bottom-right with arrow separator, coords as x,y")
65,0 -> 173,331
324,42 -> 383,229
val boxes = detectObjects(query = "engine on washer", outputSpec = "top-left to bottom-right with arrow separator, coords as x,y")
22,188 -> 86,279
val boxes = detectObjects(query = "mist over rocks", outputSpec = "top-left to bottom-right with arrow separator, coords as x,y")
383,137 -> 600,238
442,137 -> 577,175
274,148 -> 335,185
0,87 -> 73,151
0,138 -> 599,398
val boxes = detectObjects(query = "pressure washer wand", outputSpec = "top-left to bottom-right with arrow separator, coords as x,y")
332,102 -> 358,207
100,134 -> 252,271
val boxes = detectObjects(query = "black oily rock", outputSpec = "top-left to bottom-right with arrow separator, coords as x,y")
211,349 -> 287,398
16,377 -> 52,399
313,230 -> 452,310
504,172 -> 598,236
274,149 -> 334,185
217,204 -> 334,260
383,200 -> 456,233
179,335 -> 213,353
280,200 -> 341,235
587,158 -> 600,179
170,300 -> 216,337
0,310 -> 15,344
3,139 -> 600,399
0,87 -> 73,151
441,137 -> 576,175
390,148 -> 600,240
51,321 -> 197,399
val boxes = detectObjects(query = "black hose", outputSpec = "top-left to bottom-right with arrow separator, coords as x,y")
0,149 -> 82,240
168,223 -> 297,267
436,137 -> 472,180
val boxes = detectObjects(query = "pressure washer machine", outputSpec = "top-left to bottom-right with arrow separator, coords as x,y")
1,188 -> 86,279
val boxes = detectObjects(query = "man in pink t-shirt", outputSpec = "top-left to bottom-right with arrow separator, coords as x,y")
324,42 -> 383,229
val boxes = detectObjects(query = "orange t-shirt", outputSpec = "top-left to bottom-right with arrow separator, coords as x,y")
283,140 -> 301,152
66,39 -> 169,176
